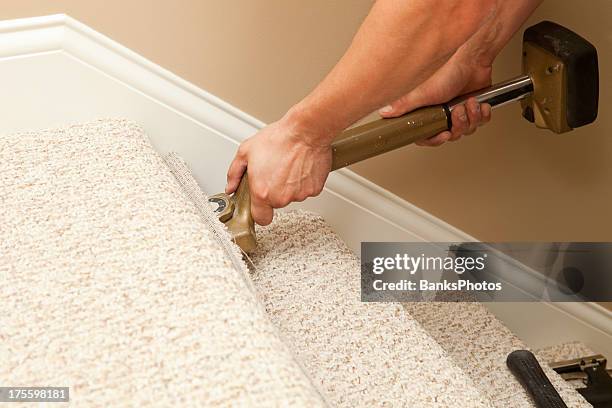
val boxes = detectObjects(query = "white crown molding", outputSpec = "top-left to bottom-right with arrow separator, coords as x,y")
0,14 -> 470,244
1,14 -> 609,354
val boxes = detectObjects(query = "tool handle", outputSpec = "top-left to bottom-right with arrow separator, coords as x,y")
330,105 -> 450,170
507,350 -> 568,408
226,105 -> 449,253
225,175 -> 257,253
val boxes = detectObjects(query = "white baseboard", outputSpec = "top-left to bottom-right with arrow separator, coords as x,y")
1,14 -> 610,357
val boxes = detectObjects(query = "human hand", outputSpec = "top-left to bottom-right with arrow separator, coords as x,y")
379,53 -> 493,146
225,118 -> 332,226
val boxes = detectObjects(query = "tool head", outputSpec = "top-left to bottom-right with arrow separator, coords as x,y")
208,175 -> 256,254
521,21 -> 599,133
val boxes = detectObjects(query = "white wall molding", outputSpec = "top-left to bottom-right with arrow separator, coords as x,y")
1,14 -> 610,356
0,14 -> 470,244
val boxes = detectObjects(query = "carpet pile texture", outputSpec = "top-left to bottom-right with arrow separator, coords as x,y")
405,303 -> 590,407
165,153 -> 490,407
1,120 -> 325,406
2,119 -> 590,407
166,154 -> 590,408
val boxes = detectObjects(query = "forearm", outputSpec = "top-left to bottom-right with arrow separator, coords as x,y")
463,0 -> 542,69
284,0 -> 496,145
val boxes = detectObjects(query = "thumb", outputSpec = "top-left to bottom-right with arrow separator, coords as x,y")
226,155 -> 247,194
378,89 -> 425,118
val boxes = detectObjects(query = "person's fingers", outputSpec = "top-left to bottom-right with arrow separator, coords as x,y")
250,190 -> 274,226
268,191 -> 292,208
383,91 -> 492,148
225,144 -> 249,194
378,90 -> 423,118
225,156 -> 247,194
251,200 -> 274,226
464,97 -> 482,135
480,103 -> 492,124
416,131 -> 452,147
449,104 -> 469,141
247,173 -> 274,225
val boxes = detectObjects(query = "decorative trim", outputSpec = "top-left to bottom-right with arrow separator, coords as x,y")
325,170 -> 475,242
0,14 -> 474,244
556,302 -> 612,337
1,14 -> 609,351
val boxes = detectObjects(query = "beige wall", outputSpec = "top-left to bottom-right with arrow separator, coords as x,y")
2,1 -> 611,241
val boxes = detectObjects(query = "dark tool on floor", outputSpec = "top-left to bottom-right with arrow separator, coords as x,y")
551,354 -> 612,408
507,350 -> 568,408
210,21 -> 599,253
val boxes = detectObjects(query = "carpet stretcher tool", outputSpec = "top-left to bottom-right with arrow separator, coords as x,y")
209,21 -> 599,254
508,350 -> 612,408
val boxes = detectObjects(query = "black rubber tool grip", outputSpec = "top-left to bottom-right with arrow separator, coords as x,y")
524,21 -> 599,128
507,350 -> 568,408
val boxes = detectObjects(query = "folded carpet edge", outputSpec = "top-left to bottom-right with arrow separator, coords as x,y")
162,152 -> 332,406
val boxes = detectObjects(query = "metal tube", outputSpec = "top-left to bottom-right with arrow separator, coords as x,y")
448,75 -> 533,111
217,75 -> 536,254
331,106 -> 449,170
331,75 -> 534,171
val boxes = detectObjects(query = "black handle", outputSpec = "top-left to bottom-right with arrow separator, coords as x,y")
507,350 -> 568,408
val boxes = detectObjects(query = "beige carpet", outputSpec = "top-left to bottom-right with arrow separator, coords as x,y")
166,150 -> 592,408
0,120 -> 326,406
166,153 -> 592,408
248,212 -> 492,407
536,341 -> 598,390
405,302 -> 590,407
165,154 -> 490,407
536,341 -> 597,363
2,119 -> 589,407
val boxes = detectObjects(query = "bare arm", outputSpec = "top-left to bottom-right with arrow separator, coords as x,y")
378,0 -> 542,145
285,0 -> 497,144
226,0 -> 540,226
